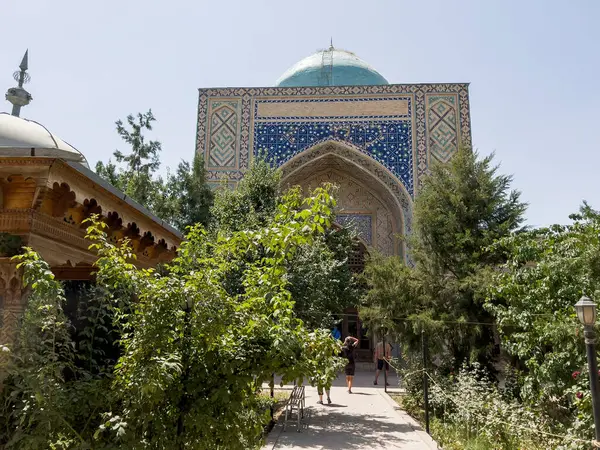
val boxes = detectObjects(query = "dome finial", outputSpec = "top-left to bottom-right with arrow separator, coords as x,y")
329,37 -> 334,51
5,50 -> 32,117
19,50 -> 29,72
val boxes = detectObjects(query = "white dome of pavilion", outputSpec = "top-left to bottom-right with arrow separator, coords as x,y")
0,112 -> 88,167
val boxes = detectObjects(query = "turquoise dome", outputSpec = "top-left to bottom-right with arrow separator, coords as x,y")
275,48 -> 388,87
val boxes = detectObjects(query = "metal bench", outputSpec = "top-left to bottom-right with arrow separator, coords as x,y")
283,385 -> 305,431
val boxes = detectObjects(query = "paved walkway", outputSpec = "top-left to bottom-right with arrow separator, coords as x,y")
263,371 -> 438,450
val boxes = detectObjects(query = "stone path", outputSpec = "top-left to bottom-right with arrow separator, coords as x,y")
263,371 -> 438,450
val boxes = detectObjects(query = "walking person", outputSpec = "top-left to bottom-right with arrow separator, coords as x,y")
373,340 -> 392,386
316,383 -> 332,405
341,336 -> 359,393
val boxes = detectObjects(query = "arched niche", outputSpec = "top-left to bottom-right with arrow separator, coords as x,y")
279,141 -> 412,260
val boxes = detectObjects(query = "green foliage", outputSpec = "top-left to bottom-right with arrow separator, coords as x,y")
287,227 -> 359,328
411,146 -> 526,363
93,184 -> 343,448
428,364 -> 583,450
360,253 -> 425,349
95,110 -> 213,231
303,329 -> 345,391
211,158 -> 359,328
0,249 -> 116,448
0,185 -> 346,449
361,147 -> 526,365
96,110 -> 162,209
169,153 -> 214,229
486,203 -> 600,435
0,233 -> 23,257
210,157 -> 281,233
412,147 -> 526,276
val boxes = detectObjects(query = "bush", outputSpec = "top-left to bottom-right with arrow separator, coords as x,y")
0,184 -> 346,449
428,364 -> 584,450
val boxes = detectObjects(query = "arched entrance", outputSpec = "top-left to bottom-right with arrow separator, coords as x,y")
279,140 -> 410,360
342,239 -> 372,360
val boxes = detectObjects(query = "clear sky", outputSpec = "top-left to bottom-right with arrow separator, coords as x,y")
1,0 -> 598,227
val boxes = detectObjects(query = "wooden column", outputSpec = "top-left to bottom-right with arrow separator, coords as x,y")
0,257 -> 25,379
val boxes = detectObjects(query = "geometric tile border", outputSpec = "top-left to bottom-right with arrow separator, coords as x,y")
196,83 -> 471,196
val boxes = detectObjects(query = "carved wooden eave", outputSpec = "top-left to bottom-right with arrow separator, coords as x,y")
0,157 -> 183,278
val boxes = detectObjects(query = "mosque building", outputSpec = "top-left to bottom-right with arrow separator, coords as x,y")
196,45 -> 472,357
0,45 -> 473,363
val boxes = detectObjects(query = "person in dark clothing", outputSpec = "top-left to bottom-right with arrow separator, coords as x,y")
342,336 -> 359,393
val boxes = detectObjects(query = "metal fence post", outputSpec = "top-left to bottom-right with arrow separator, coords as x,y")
270,373 -> 275,420
383,332 -> 388,393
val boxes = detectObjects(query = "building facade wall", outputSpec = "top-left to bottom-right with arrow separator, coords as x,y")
196,84 -> 472,257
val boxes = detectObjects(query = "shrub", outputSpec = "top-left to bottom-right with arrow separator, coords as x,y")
429,364 -> 584,450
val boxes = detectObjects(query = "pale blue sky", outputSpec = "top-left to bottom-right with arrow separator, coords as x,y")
1,0 -> 598,227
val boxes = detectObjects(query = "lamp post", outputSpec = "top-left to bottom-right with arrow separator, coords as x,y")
574,295 -> 600,441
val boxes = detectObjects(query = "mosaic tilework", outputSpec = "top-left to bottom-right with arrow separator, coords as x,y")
255,121 -> 413,195
205,100 -> 241,169
279,141 -> 412,258
254,96 -> 411,121
426,94 -> 459,163
196,83 -> 471,194
208,105 -> 237,167
335,213 -> 373,245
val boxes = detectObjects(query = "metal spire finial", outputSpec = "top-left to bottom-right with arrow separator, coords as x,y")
19,49 -> 28,71
6,50 -> 32,117
329,37 -> 334,50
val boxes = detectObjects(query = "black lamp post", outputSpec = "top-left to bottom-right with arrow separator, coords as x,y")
574,295 -> 600,441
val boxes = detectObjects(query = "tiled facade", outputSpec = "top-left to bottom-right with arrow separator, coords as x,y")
196,83 -> 471,258
336,214 -> 373,246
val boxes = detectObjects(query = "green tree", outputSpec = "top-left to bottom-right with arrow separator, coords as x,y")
96,110 -> 214,231
287,226 -> 359,329
0,250 -> 117,448
96,110 -> 162,209
360,252 -> 424,350
0,185 -> 346,449
211,158 -> 358,328
168,154 -> 214,230
362,147 -> 526,365
93,185 -> 343,448
485,204 -> 600,430
210,157 -> 281,233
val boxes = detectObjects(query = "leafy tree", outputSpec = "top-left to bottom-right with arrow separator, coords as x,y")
360,252 -> 424,350
171,154 -> 214,229
361,147 -> 526,365
96,110 -> 162,209
485,203 -> 600,430
0,250 -> 118,448
0,185 -> 345,449
151,154 -> 214,230
210,157 -> 281,233
211,158 -> 358,328
96,186 -> 343,448
287,226 -> 359,329
96,110 -> 214,230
